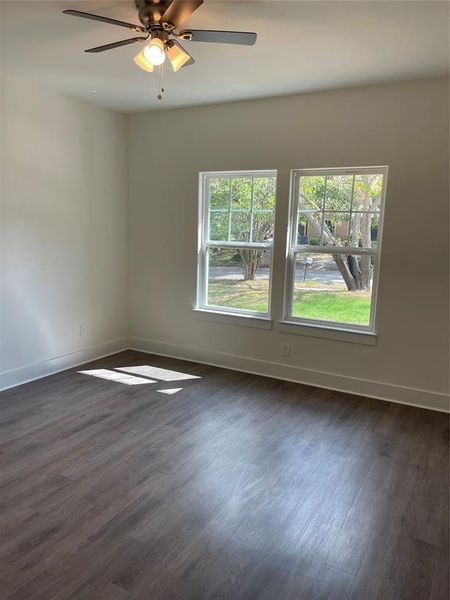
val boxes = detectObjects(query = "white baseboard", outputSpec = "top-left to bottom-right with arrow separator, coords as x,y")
0,338 -> 129,392
2,336 -> 448,413
130,337 -> 449,413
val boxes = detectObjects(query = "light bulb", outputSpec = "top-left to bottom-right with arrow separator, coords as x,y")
144,38 -> 166,66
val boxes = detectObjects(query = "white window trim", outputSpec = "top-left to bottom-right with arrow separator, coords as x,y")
283,165 -> 389,335
193,308 -> 272,330
196,170 -> 277,320
278,320 -> 377,345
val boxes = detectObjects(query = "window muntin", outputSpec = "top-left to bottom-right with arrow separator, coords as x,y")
198,171 -> 276,317
286,167 -> 387,332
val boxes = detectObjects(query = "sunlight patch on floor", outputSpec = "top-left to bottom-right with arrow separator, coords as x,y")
157,388 -> 183,395
117,366 -> 201,382
78,369 -> 155,385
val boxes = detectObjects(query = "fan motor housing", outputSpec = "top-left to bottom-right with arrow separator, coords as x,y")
135,0 -> 172,27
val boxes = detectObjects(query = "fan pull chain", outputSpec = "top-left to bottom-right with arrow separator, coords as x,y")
157,63 -> 165,101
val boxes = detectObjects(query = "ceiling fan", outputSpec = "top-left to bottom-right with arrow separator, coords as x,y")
63,0 -> 257,78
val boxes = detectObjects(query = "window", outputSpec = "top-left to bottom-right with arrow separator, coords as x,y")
284,167 -> 387,332
196,166 -> 387,336
197,171 -> 277,318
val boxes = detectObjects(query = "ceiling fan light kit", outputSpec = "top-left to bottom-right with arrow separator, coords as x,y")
63,0 -> 257,99
133,48 -> 154,73
166,41 -> 193,72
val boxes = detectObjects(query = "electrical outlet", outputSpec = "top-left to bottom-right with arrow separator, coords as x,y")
281,343 -> 291,357
79,323 -> 87,337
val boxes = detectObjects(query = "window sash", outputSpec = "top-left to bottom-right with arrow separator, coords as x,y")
206,241 -> 272,250
293,246 -> 376,255
285,251 -> 379,332
204,171 -> 276,245
293,167 -> 385,250
198,244 -> 273,317
284,166 -> 388,333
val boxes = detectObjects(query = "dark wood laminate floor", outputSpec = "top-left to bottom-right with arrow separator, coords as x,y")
0,350 -> 448,600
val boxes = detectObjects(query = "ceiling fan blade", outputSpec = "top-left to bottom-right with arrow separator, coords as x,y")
179,29 -> 257,45
85,37 -> 147,53
161,0 -> 203,29
63,10 -> 145,33
166,40 -> 195,72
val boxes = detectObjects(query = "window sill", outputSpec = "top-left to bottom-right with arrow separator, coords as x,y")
193,308 -> 273,330
278,320 -> 377,345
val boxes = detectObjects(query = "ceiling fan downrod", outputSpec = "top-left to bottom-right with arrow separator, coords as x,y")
135,0 -> 172,29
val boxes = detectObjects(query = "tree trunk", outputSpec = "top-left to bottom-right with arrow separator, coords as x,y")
347,255 -> 362,290
303,210 -> 356,291
240,249 -> 262,281
333,254 -> 357,291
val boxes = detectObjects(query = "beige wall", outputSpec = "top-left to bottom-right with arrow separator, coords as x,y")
1,75 -> 447,407
0,75 -> 128,384
127,78 -> 449,408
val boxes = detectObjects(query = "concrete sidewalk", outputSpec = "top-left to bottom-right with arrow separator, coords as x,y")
209,265 -> 342,284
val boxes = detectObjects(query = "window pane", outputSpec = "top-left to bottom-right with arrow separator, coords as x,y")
325,175 -> 353,211
230,211 -> 250,242
209,177 -> 230,210
323,212 -> 351,246
209,211 -> 229,241
231,178 -> 252,210
299,175 -> 326,210
297,211 -> 323,245
208,174 -> 277,245
292,253 -> 373,326
252,211 -> 274,242
253,177 -> 276,210
353,174 -> 383,211
207,247 -> 271,313
349,212 -> 379,248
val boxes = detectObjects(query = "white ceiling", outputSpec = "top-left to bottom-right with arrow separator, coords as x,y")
1,0 -> 448,113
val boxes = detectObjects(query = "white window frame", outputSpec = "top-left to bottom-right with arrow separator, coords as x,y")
196,170 -> 277,319
283,166 -> 388,334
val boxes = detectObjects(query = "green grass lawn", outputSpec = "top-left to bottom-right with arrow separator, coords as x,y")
294,290 -> 370,324
208,279 -> 371,325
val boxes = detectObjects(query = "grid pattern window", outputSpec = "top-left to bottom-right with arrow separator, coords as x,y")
197,171 -> 277,317
285,167 -> 387,332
